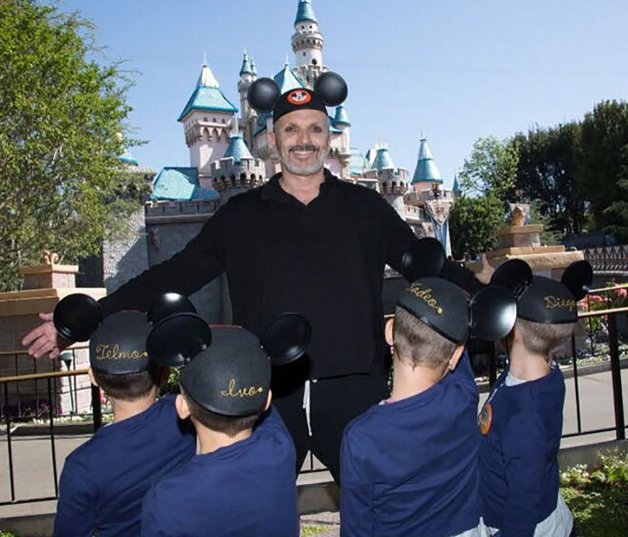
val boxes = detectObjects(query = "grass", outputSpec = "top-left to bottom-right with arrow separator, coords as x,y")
300,525 -> 332,536
561,451 -> 628,536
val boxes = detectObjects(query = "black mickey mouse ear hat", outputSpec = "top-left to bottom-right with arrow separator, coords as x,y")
89,311 -> 151,374
401,238 -> 446,282
147,293 -> 196,325
247,71 -> 348,123
54,293 -> 103,342
146,313 -> 212,367
180,327 -> 271,417
491,259 -> 533,299
561,260 -> 593,301
492,259 -> 592,324
397,277 -> 517,344
261,312 -> 311,366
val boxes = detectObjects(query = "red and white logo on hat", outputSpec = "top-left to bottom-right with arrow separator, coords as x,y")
287,90 -> 312,106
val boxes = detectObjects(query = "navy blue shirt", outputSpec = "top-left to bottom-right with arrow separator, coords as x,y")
140,407 -> 298,537
340,352 -> 481,537
479,365 -> 565,537
54,394 -> 196,537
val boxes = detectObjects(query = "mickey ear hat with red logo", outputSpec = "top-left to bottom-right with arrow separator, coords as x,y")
247,71 -> 348,123
491,259 -> 592,324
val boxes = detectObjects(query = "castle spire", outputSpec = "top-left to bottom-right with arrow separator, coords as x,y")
240,50 -> 254,77
411,138 -> 444,185
294,0 -> 317,24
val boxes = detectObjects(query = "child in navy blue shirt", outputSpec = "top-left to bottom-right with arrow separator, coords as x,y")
340,277 -> 515,537
54,311 -> 196,537
479,262 -> 591,537
140,324 -> 298,537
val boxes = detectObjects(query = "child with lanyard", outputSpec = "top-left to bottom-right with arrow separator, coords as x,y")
340,275 -> 517,537
479,260 -> 592,537
54,310 -> 196,536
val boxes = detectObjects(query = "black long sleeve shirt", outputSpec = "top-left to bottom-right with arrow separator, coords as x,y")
100,170 -> 479,378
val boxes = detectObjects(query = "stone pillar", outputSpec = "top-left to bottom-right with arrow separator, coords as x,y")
0,253 -> 106,417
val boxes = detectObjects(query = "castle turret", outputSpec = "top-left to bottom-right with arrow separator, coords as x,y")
238,51 -> 257,144
362,146 -> 409,215
178,61 -> 238,179
211,120 -> 266,202
291,0 -> 325,88
411,138 -> 444,193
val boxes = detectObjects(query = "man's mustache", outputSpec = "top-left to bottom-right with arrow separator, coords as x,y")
289,144 -> 318,153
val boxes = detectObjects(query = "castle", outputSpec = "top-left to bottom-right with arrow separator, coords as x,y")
104,0 -> 455,321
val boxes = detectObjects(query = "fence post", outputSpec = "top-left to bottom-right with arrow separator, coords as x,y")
607,313 -> 626,440
92,384 -> 102,432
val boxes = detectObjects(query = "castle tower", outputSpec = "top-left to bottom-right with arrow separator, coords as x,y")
407,138 -> 453,255
328,104 -> 352,178
363,146 -> 409,215
178,61 -> 238,179
411,138 -> 444,193
238,51 -> 257,145
291,0 -> 325,88
211,120 -> 266,202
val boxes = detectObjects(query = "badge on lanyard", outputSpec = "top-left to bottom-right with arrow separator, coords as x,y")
478,401 -> 493,436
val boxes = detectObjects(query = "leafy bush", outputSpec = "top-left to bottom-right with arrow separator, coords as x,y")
561,451 -> 628,535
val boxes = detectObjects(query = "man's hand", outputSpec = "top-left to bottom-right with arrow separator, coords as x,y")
475,253 -> 495,285
21,313 -> 69,359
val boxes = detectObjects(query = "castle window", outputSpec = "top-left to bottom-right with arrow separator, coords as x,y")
230,174 -> 236,186
303,52 -> 306,56
240,173 -> 247,182
312,59 -> 317,65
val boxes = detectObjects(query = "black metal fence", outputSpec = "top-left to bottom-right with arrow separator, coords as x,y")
1,305 -> 626,505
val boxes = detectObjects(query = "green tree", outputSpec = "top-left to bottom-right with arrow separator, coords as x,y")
577,100 -> 628,232
0,0 -> 137,290
450,136 -> 516,259
513,122 -> 584,237
449,194 -> 504,260
604,146 -> 628,241
458,136 -> 519,201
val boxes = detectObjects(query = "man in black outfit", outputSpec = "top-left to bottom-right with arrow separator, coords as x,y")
23,85 -> 483,482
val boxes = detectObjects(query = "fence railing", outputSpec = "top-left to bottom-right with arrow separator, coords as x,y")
1,306 -> 626,504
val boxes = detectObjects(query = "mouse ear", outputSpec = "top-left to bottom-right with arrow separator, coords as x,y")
53,293 -> 103,342
247,78 -> 281,113
260,312 -> 311,366
314,72 -> 348,107
146,313 -> 212,367
147,293 -> 197,325
561,260 -> 593,300
401,238 -> 446,282
468,286 -> 517,341
491,259 -> 533,299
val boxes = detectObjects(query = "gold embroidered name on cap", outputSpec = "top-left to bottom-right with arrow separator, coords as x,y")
220,378 -> 264,398
95,344 -> 147,361
544,296 -> 576,311
409,283 -> 444,315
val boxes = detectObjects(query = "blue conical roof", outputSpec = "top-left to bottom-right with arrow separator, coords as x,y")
240,51 -> 254,76
452,175 -> 461,196
333,104 -> 351,127
273,63 -> 306,93
295,0 -> 317,24
178,63 -> 238,121
224,133 -> 253,164
411,138 -> 443,184
250,57 -> 257,76
371,147 -> 395,171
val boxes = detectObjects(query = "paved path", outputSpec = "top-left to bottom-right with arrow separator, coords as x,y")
1,368 -> 626,535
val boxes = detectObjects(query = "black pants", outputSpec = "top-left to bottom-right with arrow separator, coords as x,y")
272,358 -> 389,484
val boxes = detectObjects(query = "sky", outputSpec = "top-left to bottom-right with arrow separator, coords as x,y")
53,0 -> 628,189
